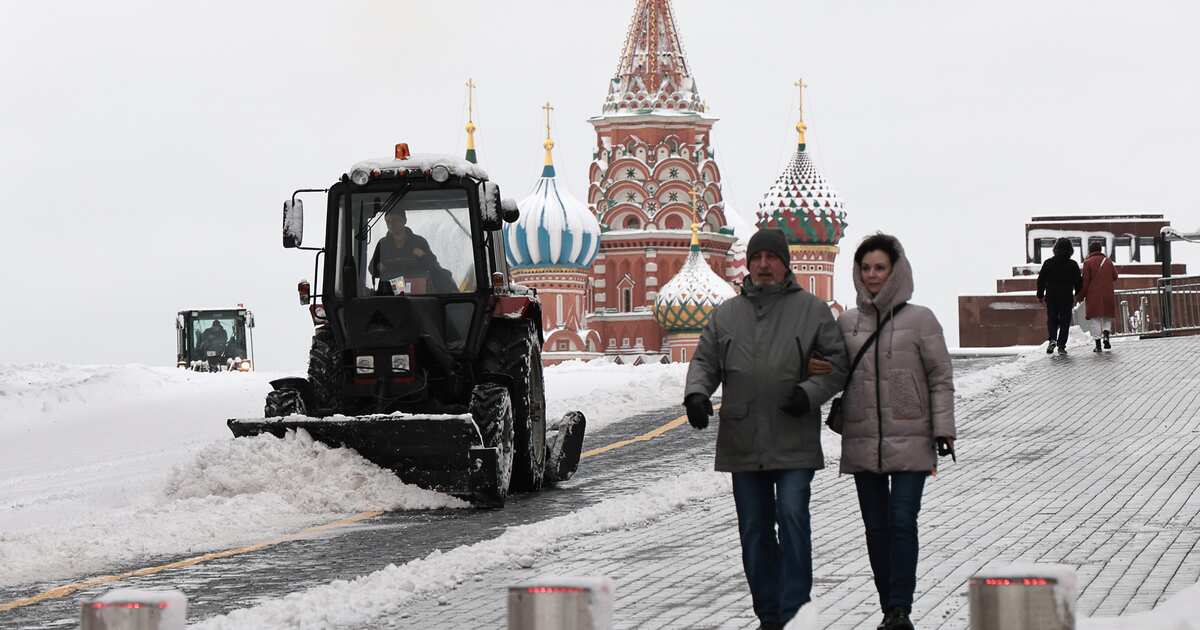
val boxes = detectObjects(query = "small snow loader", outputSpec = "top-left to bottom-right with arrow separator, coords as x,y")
177,307 -> 256,372
228,145 -> 585,507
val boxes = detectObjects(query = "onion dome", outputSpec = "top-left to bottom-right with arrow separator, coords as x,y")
756,82 -> 847,245
654,223 -> 736,331
505,103 -> 601,269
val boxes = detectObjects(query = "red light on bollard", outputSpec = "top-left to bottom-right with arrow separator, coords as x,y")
395,143 -> 411,160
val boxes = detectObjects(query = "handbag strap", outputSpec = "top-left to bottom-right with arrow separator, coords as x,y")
843,303 -> 907,389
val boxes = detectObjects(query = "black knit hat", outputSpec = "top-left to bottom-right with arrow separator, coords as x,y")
746,228 -> 790,266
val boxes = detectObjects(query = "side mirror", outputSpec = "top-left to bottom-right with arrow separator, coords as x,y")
501,198 -> 520,223
246,312 -> 255,328
480,182 -> 503,231
283,199 -> 304,248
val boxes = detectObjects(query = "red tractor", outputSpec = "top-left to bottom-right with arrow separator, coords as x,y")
229,145 -> 584,506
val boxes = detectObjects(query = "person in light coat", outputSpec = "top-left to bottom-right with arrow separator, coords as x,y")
837,233 -> 956,630
1077,240 -> 1119,352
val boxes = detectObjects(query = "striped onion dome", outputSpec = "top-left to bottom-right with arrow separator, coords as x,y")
505,131 -> 601,269
654,225 -> 736,332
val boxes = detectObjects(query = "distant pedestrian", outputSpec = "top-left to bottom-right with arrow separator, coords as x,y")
683,228 -> 849,630
1078,241 -> 1119,352
836,233 -> 956,630
1036,237 -> 1083,355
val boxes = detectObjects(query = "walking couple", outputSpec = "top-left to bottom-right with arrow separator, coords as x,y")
1037,237 -> 1120,354
684,229 -> 956,630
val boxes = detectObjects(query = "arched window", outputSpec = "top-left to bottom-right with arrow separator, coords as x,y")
664,215 -> 683,230
623,216 -> 641,230
621,288 -> 633,312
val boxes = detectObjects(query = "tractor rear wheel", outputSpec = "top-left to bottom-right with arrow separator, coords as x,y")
264,387 -> 306,417
307,326 -> 343,415
470,382 -> 513,507
481,320 -> 546,492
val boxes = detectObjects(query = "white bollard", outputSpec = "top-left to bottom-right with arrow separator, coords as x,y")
969,563 -> 1075,630
80,589 -> 187,630
507,576 -> 614,630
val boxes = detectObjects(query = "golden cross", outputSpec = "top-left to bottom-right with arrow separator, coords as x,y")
688,186 -> 702,224
542,101 -> 554,139
465,78 -> 477,121
794,78 -> 806,122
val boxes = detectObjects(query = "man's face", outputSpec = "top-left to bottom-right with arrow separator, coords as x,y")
384,210 -> 407,235
749,251 -> 788,286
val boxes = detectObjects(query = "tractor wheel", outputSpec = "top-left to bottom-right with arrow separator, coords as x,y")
480,320 -> 546,492
307,326 -> 343,415
470,382 -> 513,508
264,387 -> 306,417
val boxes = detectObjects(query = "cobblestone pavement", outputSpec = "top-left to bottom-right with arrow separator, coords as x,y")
388,335 -> 1200,629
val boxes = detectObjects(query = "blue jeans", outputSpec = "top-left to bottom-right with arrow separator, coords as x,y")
854,472 -> 927,612
731,469 -> 815,626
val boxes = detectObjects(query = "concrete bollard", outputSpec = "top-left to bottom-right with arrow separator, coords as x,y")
507,576 -> 614,630
80,589 -> 187,630
969,563 -> 1075,630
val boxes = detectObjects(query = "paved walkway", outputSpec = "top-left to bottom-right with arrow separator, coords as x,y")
391,335 -> 1200,629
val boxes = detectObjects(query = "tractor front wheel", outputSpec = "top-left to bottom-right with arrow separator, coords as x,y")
470,382 -> 513,507
264,387 -> 307,417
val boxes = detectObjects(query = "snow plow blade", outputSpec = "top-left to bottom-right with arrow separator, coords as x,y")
226,413 -> 500,501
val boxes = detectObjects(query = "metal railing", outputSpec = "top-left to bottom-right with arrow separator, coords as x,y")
1113,275 -> 1200,337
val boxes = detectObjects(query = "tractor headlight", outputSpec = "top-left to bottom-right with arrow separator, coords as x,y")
391,354 -> 410,372
355,355 -> 375,374
430,164 -> 451,183
350,168 -> 370,186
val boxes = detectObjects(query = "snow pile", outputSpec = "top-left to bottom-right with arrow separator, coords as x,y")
193,469 -> 730,630
545,360 -> 690,433
0,430 -> 464,587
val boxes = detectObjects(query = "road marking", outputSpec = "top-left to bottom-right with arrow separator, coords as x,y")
1,406 -> 704,612
0,511 -> 382,613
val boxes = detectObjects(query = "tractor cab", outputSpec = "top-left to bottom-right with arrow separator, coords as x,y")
280,147 -> 522,415
176,307 -> 255,371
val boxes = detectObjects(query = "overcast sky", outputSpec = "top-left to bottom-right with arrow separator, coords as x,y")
2,0 -> 1197,370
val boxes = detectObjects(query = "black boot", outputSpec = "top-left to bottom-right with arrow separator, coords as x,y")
1094,339 -> 1102,353
883,608 -> 915,630
1057,344 -> 1068,355
1046,340 -> 1056,354
1103,331 -> 1112,349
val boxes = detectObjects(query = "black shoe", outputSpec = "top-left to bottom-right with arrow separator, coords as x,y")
1057,345 -> 1068,355
1103,331 -> 1112,349
1046,341 -> 1056,354
876,612 -> 889,630
1094,339 -> 1103,352
883,608 -> 915,630
757,624 -> 783,630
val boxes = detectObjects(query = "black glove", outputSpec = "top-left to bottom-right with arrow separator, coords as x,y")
684,393 -> 713,430
780,385 -> 811,416
936,437 -> 956,462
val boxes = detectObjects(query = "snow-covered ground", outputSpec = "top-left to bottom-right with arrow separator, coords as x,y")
0,360 -> 687,587
6,349 -> 1191,629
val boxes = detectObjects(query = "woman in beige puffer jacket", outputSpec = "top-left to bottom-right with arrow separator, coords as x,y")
838,233 -> 956,630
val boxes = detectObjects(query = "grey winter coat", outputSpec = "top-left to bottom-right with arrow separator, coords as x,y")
838,240 -> 956,474
685,273 -> 849,473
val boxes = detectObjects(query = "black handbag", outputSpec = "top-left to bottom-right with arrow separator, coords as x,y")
825,304 -> 906,434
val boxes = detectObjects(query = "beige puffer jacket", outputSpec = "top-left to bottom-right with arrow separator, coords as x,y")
837,238 -> 956,474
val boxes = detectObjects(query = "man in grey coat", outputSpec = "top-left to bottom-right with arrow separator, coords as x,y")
684,228 -> 849,630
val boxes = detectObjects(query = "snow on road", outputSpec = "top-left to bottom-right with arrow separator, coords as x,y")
0,360 -> 689,587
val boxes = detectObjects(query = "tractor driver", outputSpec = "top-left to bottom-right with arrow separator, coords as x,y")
199,320 -> 228,355
368,208 -> 456,295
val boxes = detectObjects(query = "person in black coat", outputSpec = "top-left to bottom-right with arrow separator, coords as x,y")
1036,237 -> 1083,354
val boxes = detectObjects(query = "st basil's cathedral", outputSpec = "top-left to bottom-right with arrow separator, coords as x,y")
497,0 -> 848,365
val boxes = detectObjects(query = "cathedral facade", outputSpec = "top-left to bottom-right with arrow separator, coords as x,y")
504,0 -> 848,365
